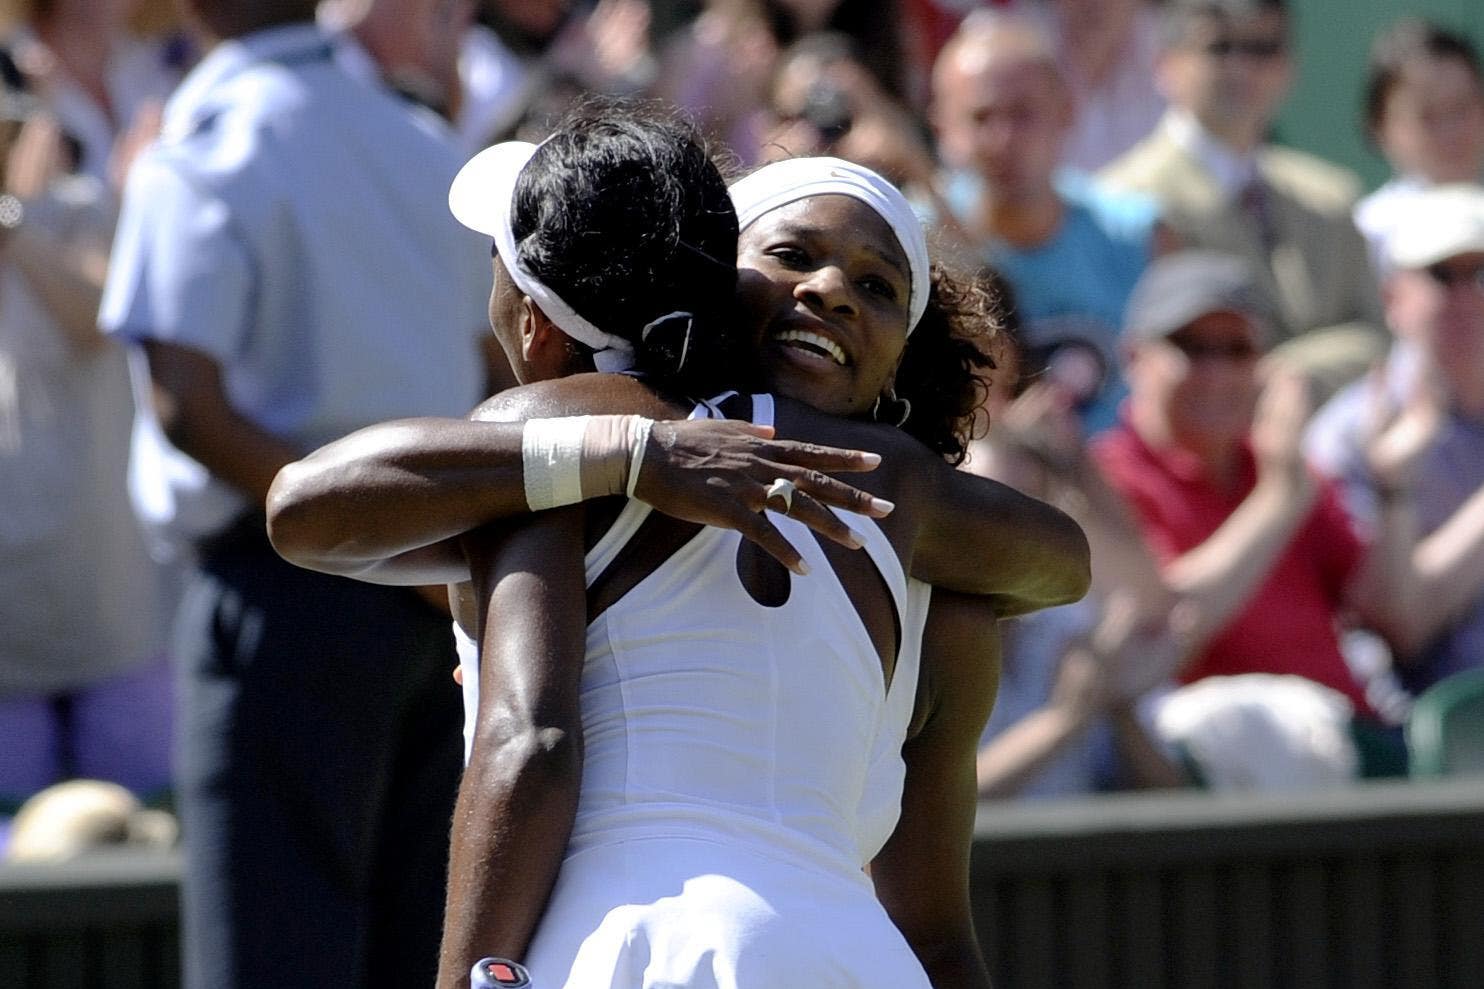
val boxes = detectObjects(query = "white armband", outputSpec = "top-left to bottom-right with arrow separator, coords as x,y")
522,416 -> 589,510
626,418 -> 653,498
522,414 -> 657,510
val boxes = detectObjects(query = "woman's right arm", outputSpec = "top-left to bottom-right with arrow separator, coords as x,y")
909,451 -> 1092,617
871,591 -> 998,988
436,508 -> 589,988
267,381 -> 889,584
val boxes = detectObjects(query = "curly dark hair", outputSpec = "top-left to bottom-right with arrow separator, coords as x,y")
511,98 -> 756,398
891,264 -> 1002,465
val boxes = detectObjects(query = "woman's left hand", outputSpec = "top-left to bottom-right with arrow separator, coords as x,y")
634,419 -> 892,575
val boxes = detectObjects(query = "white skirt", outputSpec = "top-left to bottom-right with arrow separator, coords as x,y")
520,833 -> 931,989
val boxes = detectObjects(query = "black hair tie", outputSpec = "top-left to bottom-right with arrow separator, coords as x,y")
641,311 -> 696,374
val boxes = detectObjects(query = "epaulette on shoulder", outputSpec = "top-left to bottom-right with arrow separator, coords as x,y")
1261,145 -> 1363,213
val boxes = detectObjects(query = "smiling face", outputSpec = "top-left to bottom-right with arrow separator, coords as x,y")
737,194 -> 912,417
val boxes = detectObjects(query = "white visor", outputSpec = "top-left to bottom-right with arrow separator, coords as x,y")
448,141 -> 636,370
729,157 -> 931,335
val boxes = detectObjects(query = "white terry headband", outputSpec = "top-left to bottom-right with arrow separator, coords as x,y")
448,141 -> 636,372
728,156 -> 931,335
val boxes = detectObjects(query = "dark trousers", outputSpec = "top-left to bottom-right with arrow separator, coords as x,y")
175,517 -> 462,989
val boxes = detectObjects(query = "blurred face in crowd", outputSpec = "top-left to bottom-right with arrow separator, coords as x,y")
1126,310 -> 1264,454
736,194 -> 913,418
487,0 -> 567,37
933,41 -> 1072,200
1049,0 -> 1143,49
1374,57 -> 1484,183
773,0 -> 844,33
1387,252 -> 1484,411
1158,10 -> 1293,147
345,0 -> 473,79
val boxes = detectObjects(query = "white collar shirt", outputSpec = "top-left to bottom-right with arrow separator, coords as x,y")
101,23 -> 489,552
1163,109 -> 1261,202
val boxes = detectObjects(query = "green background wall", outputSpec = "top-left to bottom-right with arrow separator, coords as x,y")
1275,0 -> 1484,189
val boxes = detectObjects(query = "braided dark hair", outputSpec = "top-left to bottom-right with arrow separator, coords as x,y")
511,99 -> 754,398
891,265 -> 1002,465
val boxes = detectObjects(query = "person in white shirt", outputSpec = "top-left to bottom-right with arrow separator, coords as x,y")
1354,18 -> 1484,279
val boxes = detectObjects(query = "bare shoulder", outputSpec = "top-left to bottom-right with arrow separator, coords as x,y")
771,396 -> 930,465
771,395 -> 948,514
471,374 -> 684,423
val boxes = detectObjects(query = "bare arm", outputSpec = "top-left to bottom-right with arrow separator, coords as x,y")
5,210 -> 110,354
269,375 -> 888,584
975,641 -> 1099,800
871,591 -> 997,989
436,509 -> 588,988
1344,370 -> 1484,658
1145,372 -> 1323,658
976,594 -> 1189,799
142,339 -> 302,504
910,455 -> 1091,617
1404,488 -> 1484,651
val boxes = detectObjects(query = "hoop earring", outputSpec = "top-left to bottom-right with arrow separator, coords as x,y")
872,388 -> 912,428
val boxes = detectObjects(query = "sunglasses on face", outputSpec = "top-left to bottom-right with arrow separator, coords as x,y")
1163,335 -> 1262,362
1423,263 -> 1484,293
1202,37 -> 1287,60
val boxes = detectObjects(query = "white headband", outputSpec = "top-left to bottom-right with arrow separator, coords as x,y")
448,142 -> 636,372
729,157 -> 931,335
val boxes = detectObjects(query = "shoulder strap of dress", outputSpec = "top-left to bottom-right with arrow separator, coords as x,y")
749,392 -> 775,427
836,505 -> 908,636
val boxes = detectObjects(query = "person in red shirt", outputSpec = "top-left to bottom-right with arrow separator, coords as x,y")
1091,251 -> 1422,729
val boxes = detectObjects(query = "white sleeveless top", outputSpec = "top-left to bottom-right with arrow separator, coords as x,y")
457,395 -> 933,987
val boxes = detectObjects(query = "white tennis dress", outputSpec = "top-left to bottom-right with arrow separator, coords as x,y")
458,395 -> 932,988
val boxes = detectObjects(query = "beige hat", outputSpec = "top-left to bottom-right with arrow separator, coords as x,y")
1387,183 -> 1484,271
5,779 -> 177,863
1123,250 -> 1272,345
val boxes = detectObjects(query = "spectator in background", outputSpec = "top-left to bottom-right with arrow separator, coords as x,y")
764,0 -> 911,103
963,275 -> 1188,799
930,11 -> 1159,434
1019,0 -> 1166,173
1354,18 -> 1484,278
0,0 -> 186,189
1101,0 -> 1386,401
0,80 -> 172,843
319,0 -> 475,122
653,0 -> 779,166
98,0 -> 492,985
759,31 -> 937,193
975,592 -> 1190,799
1307,184 -> 1484,700
1091,250 -> 1425,778
456,0 -> 657,152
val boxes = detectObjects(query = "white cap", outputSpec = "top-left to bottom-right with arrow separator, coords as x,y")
1387,183 -> 1484,271
448,141 -> 636,370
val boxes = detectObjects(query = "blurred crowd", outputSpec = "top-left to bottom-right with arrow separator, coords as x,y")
3,0 -> 1484,972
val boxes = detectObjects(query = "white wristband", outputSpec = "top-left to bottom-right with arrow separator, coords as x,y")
522,416 -> 589,510
626,418 -> 653,498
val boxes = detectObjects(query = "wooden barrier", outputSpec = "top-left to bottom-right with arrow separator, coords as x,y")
0,850 -> 179,989
2,779 -> 1481,988
972,778 -> 1484,988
